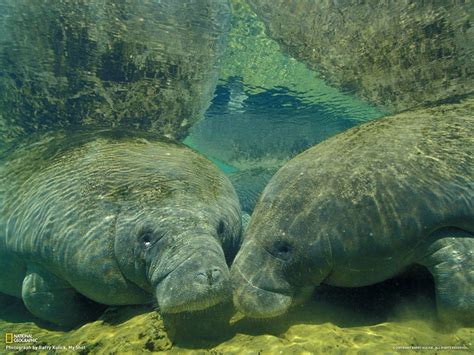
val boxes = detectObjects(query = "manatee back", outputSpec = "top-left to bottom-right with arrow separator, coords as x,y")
247,0 -> 474,113
253,98 -> 474,263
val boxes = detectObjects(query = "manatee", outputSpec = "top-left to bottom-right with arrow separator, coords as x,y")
231,98 -> 474,325
0,129 -> 241,327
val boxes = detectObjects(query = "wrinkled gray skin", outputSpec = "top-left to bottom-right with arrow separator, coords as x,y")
232,98 -> 474,326
0,129 -> 241,327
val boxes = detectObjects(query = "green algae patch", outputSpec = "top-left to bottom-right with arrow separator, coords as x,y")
168,293 -> 473,354
1,280 -> 472,354
0,302 -> 171,354
197,285 -> 473,354
171,273 -> 474,354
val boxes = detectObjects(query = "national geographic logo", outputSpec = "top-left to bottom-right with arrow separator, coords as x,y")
3,333 -> 86,352
4,333 -> 37,344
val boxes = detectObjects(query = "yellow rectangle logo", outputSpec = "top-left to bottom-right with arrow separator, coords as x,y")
5,333 -> 14,344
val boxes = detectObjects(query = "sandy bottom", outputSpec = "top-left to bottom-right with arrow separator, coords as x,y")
0,278 -> 472,354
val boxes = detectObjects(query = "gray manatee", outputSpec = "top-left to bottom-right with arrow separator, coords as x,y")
0,129 -> 241,327
231,98 -> 474,325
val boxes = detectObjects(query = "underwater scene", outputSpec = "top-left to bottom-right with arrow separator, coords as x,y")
0,0 -> 473,353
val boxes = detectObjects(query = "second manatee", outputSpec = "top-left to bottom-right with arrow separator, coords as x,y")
232,98 -> 474,326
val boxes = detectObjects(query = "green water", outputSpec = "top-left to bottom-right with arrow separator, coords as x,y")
184,139 -> 239,174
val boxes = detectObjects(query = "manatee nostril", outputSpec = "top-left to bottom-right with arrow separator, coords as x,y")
196,268 -> 223,286
209,268 -> 222,284
217,220 -> 226,236
196,271 -> 208,284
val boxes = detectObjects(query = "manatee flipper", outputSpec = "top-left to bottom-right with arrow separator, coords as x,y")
22,265 -> 102,327
418,230 -> 474,326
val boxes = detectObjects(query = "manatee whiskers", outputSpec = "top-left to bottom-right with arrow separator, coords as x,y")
161,287 -> 230,314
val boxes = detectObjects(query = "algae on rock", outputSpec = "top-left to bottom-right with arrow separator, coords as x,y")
0,302 -> 172,354
1,281 -> 472,354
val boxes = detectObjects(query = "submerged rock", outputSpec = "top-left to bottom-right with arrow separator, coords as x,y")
0,0 -> 230,143
247,0 -> 474,113
0,302 -> 172,353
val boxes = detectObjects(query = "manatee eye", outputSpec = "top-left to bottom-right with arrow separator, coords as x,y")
271,240 -> 293,261
217,220 -> 226,236
138,229 -> 155,249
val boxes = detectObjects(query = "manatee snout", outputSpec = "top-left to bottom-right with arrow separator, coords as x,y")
232,264 -> 292,318
150,236 -> 232,313
231,238 -> 293,318
196,267 -> 226,286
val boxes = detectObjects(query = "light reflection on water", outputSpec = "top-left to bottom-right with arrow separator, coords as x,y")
0,0 -> 230,142
185,0 -> 385,172
185,79 -> 377,171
